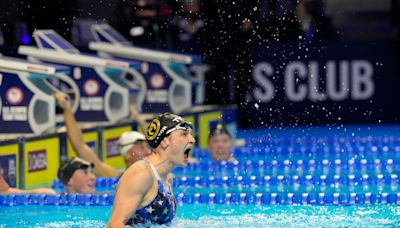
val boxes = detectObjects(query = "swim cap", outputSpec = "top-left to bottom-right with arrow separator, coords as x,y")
208,123 -> 231,139
57,157 -> 94,185
146,113 -> 192,148
118,131 -> 146,155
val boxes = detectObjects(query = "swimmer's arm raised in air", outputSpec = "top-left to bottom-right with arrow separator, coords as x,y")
107,162 -> 153,228
54,93 -> 119,177
130,104 -> 148,133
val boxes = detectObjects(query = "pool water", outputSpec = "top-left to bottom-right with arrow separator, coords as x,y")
1,204 -> 399,227
2,125 -> 400,227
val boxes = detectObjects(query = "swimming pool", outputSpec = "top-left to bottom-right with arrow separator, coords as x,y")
1,204 -> 399,227
1,125 -> 400,227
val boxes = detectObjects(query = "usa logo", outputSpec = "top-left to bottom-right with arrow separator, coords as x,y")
83,79 -> 100,96
6,87 -> 24,105
150,73 -> 165,89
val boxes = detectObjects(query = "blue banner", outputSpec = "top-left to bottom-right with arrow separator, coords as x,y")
242,41 -> 400,127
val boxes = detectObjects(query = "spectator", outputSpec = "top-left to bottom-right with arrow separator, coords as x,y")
296,0 -> 338,41
170,0 -> 204,52
208,123 -> 237,162
200,0 -> 259,106
54,93 -> 152,177
57,157 -> 96,194
115,0 -> 172,49
258,0 -> 302,41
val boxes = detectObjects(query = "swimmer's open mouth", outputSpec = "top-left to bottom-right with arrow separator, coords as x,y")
184,148 -> 192,160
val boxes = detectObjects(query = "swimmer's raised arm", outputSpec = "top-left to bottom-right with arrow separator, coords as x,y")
107,161 -> 153,228
54,93 -> 119,177
130,104 -> 148,133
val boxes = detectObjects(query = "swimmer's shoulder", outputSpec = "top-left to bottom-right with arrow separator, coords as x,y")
121,160 -> 153,180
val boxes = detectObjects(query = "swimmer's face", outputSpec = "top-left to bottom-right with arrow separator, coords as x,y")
68,162 -> 96,194
165,127 -> 195,167
123,140 -> 152,167
208,133 -> 232,161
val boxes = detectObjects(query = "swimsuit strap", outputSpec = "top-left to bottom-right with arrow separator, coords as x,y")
143,159 -> 161,181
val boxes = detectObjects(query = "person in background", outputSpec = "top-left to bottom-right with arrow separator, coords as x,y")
0,166 -> 56,195
208,123 -> 237,162
296,0 -> 338,41
169,0 -> 204,52
54,93 -> 152,177
57,157 -> 96,194
107,113 -> 195,227
200,0 -> 259,106
115,0 -> 172,49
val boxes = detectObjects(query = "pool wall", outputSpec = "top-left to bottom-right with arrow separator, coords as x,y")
0,106 -> 237,189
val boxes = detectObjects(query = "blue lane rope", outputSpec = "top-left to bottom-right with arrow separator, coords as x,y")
172,174 -> 399,188
51,172 -> 399,190
1,192 -> 400,206
192,144 -> 400,158
0,193 -> 114,206
175,159 -> 400,171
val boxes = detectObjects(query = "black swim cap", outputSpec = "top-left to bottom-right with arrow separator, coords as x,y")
146,113 -> 192,148
208,123 -> 231,139
57,158 -> 94,185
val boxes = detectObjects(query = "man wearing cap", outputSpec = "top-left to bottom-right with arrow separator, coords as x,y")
208,123 -> 237,162
54,93 -> 152,177
108,113 -> 195,227
57,157 -> 96,194
118,131 -> 151,167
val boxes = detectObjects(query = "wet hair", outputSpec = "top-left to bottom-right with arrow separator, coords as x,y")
208,123 -> 231,140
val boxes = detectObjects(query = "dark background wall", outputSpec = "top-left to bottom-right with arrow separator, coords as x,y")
0,0 -> 399,128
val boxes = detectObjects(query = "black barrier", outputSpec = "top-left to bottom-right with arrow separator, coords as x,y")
242,41 -> 400,127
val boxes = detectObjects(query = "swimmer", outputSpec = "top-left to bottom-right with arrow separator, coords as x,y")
57,157 -> 96,194
107,113 -> 195,227
208,123 -> 237,162
0,166 -> 56,195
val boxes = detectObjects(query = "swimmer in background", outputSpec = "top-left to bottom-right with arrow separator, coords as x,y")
0,166 -> 56,195
57,157 -> 96,194
208,123 -> 237,162
107,113 -> 195,227
54,93 -> 152,177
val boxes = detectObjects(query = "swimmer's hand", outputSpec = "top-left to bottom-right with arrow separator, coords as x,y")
53,92 -> 71,111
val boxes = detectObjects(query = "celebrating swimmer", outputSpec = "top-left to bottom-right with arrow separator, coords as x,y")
107,113 -> 195,227
208,123 -> 237,162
